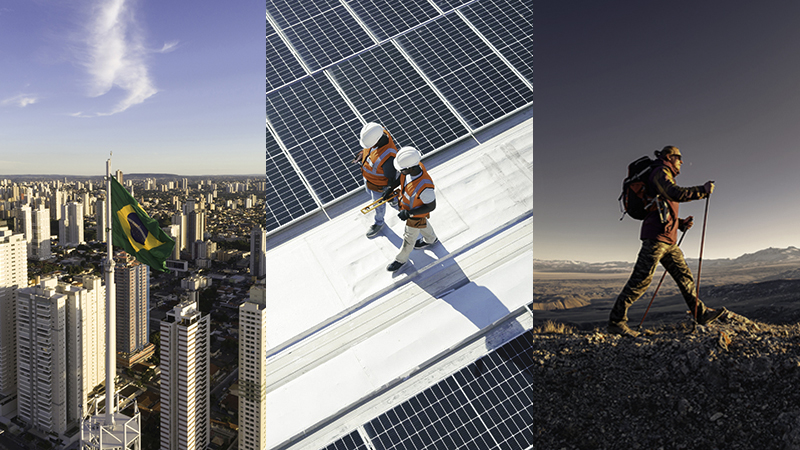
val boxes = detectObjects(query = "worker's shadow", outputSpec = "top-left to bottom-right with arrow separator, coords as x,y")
382,232 -> 522,333
383,229 -> 531,379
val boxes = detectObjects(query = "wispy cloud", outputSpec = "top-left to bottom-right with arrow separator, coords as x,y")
159,40 -> 179,53
80,0 -> 158,116
1,94 -> 38,107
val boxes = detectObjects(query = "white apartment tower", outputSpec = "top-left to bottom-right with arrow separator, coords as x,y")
115,255 -> 149,356
15,204 -> 33,254
32,204 -> 51,260
250,226 -> 266,280
96,198 -> 107,242
59,201 -> 84,247
160,301 -> 210,450
61,275 -> 106,424
238,283 -> 268,450
16,277 -> 68,435
0,227 -> 26,418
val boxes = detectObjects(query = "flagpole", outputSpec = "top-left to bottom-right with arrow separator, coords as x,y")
105,157 -> 116,427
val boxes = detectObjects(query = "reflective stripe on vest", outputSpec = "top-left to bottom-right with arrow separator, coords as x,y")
400,164 -> 434,218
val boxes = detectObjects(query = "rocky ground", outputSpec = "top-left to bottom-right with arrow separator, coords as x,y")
532,311 -> 800,450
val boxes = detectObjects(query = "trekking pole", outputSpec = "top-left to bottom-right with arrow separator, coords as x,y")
693,193 -> 711,324
637,229 -> 688,331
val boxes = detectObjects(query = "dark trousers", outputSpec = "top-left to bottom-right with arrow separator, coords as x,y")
609,239 -> 707,324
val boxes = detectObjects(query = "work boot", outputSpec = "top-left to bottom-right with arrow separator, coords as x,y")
386,260 -> 405,272
607,321 -> 640,337
697,307 -> 727,326
366,223 -> 383,238
414,238 -> 438,249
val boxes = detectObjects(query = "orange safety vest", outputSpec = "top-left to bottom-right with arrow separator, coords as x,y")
399,163 -> 434,219
360,130 -> 398,191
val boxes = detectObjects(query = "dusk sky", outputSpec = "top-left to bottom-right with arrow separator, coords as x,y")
535,1 -> 800,262
0,0 -> 263,176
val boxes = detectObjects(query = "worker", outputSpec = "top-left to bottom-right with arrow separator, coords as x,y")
357,122 -> 399,238
384,146 -> 439,272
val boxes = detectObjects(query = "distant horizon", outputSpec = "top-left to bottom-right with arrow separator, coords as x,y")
535,245 -> 800,265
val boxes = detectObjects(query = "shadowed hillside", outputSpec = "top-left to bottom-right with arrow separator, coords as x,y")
532,312 -> 800,450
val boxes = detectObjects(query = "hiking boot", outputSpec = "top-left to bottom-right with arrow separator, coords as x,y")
414,238 -> 438,249
386,260 -> 405,272
366,223 -> 383,238
697,307 -> 727,326
607,321 -> 640,337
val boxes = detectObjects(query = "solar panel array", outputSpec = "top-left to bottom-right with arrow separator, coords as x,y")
265,0 -> 532,232
320,331 -> 533,449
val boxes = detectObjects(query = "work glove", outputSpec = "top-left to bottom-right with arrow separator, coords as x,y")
381,186 -> 395,201
679,216 -> 694,232
398,210 -> 410,221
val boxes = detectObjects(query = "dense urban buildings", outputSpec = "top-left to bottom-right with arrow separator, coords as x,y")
0,174 -> 265,447
159,301 -> 210,450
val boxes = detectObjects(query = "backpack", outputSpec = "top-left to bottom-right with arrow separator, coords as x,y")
618,156 -> 659,220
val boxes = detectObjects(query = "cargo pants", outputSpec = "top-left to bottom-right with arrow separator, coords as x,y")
609,239 -> 709,325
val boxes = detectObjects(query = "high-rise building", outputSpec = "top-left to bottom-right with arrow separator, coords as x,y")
0,227 -> 26,417
50,189 -> 63,221
31,205 -> 51,260
187,210 -> 205,259
96,198 -> 107,243
61,275 -> 106,424
160,301 -> 210,450
16,277 -> 68,435
250,226 -> 266,280
238,283 -> 267,450
171,211 -> 187,252
59,202 -> 84,247
115,254 -> 149,357
15,204 -> 33,254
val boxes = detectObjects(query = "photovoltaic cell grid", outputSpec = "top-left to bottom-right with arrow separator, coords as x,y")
267,31 -> 308,91
266,128 -> 319,230
267,0 -> 374,72
321,331 -> 532,450
266,72 -> 364,204
345,0 -> 440,41
320,430 -> 369,450
329,44 -> 469,157
265,0 -> 533,232
396,14 -> 532,130
460,0 -> 533,85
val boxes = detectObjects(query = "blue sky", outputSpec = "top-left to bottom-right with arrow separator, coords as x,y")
534,1 -> 800,262
0,0 -> 263,175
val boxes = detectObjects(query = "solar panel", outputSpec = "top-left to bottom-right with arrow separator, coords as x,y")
329,43 -> 469,155
396,13 -> 532,130
320,430 -> 370,450
344,0 -> 440,41
265,129 -> 319,231
266,72 -> 363,205
460,0 -> 533,85
265,0 -> 533,231
267,31 -> 308,91
329,331 -> 535,450
268,0 -> 374,71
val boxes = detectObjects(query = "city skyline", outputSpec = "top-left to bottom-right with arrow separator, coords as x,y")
0,0 -> 263,176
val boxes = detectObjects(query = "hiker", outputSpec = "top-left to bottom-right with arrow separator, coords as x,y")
609,146 -> 725,337
385,147 -> 439,272
357,122 -> 399,238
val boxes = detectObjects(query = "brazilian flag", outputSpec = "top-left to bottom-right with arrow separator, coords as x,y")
110,176 -> 174,272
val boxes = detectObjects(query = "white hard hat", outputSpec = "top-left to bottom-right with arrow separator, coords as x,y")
394,146 -> 422,171
359,122 -> 384,148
